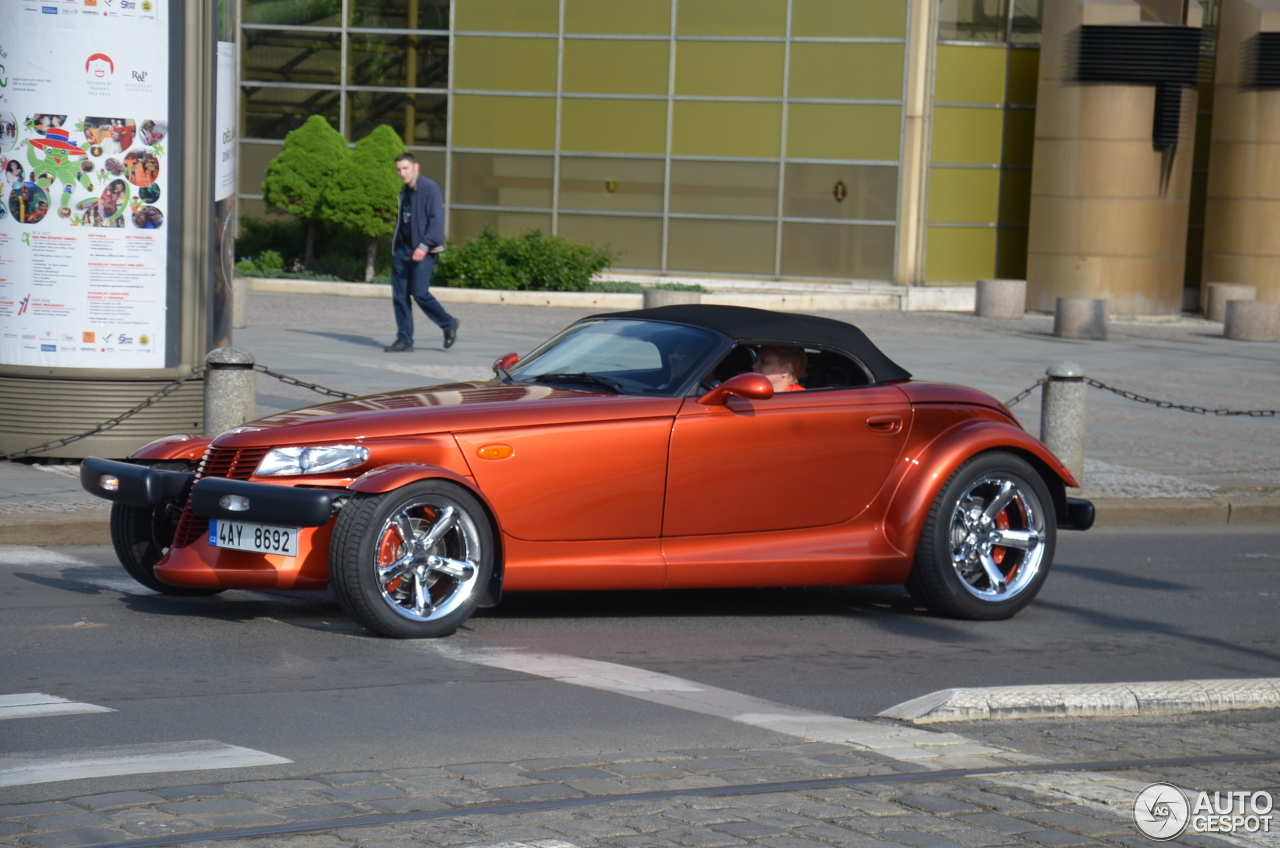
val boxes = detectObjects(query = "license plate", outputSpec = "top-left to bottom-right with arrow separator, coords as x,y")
209,519 -> 298,557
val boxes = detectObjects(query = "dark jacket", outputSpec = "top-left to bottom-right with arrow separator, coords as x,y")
393,175 -> 444,254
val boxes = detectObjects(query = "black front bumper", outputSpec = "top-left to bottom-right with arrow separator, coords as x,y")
81,457 -> 193,508
1061,497 -> 1096,531
189,477 -> 336,527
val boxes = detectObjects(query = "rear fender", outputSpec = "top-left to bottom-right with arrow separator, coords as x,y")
883,420 -> 1077,562
131,434 -> 211,463
347,464 -> 504,608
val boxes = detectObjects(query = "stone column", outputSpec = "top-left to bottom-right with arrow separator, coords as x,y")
1200,0 -> 1280,305
1025,0 -> 1199,316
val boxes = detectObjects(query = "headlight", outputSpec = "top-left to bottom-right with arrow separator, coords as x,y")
256,445 -> 370,476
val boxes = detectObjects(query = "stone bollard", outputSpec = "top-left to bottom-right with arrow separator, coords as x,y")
975,279 -> 1026,318
1205,282 -> 1256,322
643,288 -> 701,308
203,347 -> 257,437
232,277 -> 248,330
1040,361 -> 1086,487
1053,298 -> 1109,340
1224,300 -> 1280,342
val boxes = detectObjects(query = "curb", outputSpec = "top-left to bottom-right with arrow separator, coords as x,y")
0,497 -> 1275,547
878,678 -> 1280,723
245,278 -> 977,313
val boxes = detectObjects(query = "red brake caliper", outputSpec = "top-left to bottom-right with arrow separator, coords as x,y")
991,510 -> 1010,566
379,525 -> 404,593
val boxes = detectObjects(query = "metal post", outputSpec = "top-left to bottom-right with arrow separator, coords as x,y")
1040,361 -> 1086,486
203,348 -> 257,437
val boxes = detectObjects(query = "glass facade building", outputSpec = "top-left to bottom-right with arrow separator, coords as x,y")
234,0 -> 1215,285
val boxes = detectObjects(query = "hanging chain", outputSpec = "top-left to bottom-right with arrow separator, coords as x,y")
1004,379 -> 1047,408
0,365 -> 206,462
1084,377 -> 1276,417
253,365 -> 358,399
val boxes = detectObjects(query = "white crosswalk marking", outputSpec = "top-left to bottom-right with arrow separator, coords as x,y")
0,741 -> 293,787
0,693 -> 115,721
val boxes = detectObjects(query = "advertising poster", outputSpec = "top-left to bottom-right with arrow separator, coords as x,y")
0,0 -> 169,368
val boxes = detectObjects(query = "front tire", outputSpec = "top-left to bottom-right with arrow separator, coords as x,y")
906,452 -> 1055,620
329,480 -> 494,638
110,461 -> 224,596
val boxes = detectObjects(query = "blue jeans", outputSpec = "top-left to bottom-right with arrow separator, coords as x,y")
391,248 -> 454,345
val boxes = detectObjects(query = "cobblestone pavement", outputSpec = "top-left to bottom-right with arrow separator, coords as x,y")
3,711 -> 1277,848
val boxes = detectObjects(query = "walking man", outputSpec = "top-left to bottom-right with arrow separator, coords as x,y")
385,152 -> 458,352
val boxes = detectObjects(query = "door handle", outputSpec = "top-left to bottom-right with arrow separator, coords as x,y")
866,414 -> 903,434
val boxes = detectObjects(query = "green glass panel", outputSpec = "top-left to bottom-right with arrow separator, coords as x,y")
450,209 -> 553,241
238,141 -> 283,196
243,0 -> 341,27
931,107 -> 1003,164
1006,47 -> 1039,105
348,91 -> 447,144
411,150 -> 447,186
998,167 -> 1031,223
669,160 -> 778,216
558,157 -> 665,213
792,0 -> 907,38
676,0 -> 785,37
563,41 -> 668,95
934,45 -> 1006,104
788,43 -> 904,101
1010,0 -> 1043,44
561,100 -> 668,155
242,29 -> 341,85
672,102 -> 782,158
784,163 -> 897,221
241,86 -> 341,139
780,223 -> 895,280
454,0 -> 558,32
924,226 -> 997,281
564,0 -> 670,34
938,0 -> 1009,42
452,95 -> 556,150
451,152 -> 553,207
558,214 -> 663,270
454,36 -> 557,92
927,167 -> 1000,223
348,34 -> 448,89
675,42 -> 784,97
667,219 -> 777,275
786,104 -> 901,161
349,0 -> 448,29
1002,108 -> 1035,166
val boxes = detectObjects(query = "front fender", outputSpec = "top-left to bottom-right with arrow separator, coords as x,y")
883,419 -> 1077,561
347,463 -> 504,608
132,434 -> 211,463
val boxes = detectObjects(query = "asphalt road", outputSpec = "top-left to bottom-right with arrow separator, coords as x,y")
2,526 -> 1279,803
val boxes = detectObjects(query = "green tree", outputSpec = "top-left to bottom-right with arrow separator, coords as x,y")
261,115 -> 349,268
321,124 -> 406,282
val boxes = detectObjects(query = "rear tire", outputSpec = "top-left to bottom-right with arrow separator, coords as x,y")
329,480 -> 494,638
905,452 -> 1055,620
110,461 -> 224,596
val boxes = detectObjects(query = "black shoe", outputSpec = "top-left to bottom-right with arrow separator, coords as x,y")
384,340 -> 413,352
443,319 -> 459,350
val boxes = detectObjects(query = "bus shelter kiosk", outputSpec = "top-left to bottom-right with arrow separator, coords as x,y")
0,0 -> 237,458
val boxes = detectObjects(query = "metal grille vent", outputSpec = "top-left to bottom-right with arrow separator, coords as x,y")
1255,32 -> 1280,88
171,446 -> 271,548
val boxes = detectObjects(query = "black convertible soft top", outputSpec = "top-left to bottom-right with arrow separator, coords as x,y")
598,304 -> 912,384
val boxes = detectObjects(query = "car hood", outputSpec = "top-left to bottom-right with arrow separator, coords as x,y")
212,381 -> 684,449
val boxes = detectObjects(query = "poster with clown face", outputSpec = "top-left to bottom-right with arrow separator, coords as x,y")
0,2 -> 169,368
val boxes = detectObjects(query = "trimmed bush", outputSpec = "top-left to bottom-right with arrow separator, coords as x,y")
321,125 -> 405,281
234,259 -> 257,276
257,249 -> 285,272
654,282 -> 709,293
587,281 -> 645,293
434,228 -> 612,292
262,115 -> 349,268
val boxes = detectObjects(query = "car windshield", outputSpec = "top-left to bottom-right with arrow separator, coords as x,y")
507,319 -> 721,396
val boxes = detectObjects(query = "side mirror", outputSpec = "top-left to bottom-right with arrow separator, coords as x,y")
697,372 -> 775,406
492,352 -> 519,376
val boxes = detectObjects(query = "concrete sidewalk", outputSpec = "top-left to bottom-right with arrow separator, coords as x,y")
2,292 -> 1278,543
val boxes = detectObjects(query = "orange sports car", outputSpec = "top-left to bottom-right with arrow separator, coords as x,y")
82,305 -> 1093,638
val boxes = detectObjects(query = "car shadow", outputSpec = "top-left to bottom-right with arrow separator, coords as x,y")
1053,563 -> 1190,591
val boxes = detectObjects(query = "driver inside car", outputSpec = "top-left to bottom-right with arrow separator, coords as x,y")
752,345 -> 807,393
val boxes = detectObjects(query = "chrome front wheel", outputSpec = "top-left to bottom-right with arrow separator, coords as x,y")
374,498 -> 481,623
907,452 -> 1056,620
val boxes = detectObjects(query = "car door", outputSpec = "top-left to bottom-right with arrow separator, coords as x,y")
661,382 -> 911,551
